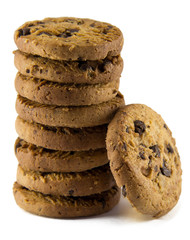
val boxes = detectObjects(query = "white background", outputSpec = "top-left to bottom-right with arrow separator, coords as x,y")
0,0 -> 189,239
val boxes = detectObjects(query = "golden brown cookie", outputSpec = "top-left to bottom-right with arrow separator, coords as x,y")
13,182 -> 120,218
16,164 -> 115,196
106,104 -> 182,217
15,116 -> 107,151
14,50 -> 123,84
14,17 -> 123,61
15,72 -> 120,106
15,93 -> 125,127
15,138 -> 109,172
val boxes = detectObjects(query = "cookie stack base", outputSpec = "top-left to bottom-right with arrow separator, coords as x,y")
13,182 -> 120,218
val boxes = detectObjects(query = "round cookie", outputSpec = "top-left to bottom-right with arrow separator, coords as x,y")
15,116 -> 107,151
14,50 -> 123,84
14,17 -> 123,61
15,72 -> 120,106
15,138 -> 109,172
16,164 -> 115,196
106,104 -> 182,217
13,182 -> 120,218
15,93 -> 125,128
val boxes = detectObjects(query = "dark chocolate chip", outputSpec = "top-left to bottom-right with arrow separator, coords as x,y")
68,190 -> 74,196
134,120 -> 146,136
166,143 -> 174,153
98,59 -> 112,72
78,62 -> 92,71
15,140 -> 22,154
22,27 -> 31,36
69,151 -> 75,155
122,142 -> 127,151
126,126 -> 129,133
139,150 -> 146,160
90,23 -> 95,27
161,159 -> 171,177
26,69 -> 30,73
149,145 -> 160,157
122,185 -> 127,197
37,32 -> 52,36
69,28 -> 79,33
164,123 -> 168,129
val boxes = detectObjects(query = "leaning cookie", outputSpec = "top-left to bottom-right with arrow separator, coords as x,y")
15,73 -> 120,106
13,182 -> 120,218
14,17 -> 123,61
106,104 -> 182,217
15,138 -> 109,172
15,116 -> 107,151
16,164 -> 115,196
14,51 -> 123,84
15,93 -> 125,128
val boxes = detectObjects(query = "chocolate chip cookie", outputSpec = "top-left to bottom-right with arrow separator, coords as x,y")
13,182 -> 120,218
15,72 -> 120,106
14,17 -> 123,61
15,116 -> 107,151
106,104 -> 182,217
16,164 -> 115,196
16,93 -> 125,127
15,138 -> 108,172
14,50 -> 123,84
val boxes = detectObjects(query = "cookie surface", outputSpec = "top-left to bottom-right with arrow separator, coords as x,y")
14,50 -> 123,84
15,138 -> 108,172
14,17 -> 123,61
17,164 -> 115,196
16,93 -> 125,127
15,72 -> 120,106
15,116 -> 107,151
13,182 -> 120,218
106,104 -> 182,217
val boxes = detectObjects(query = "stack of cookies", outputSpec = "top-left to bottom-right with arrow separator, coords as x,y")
13,17 -> 124,218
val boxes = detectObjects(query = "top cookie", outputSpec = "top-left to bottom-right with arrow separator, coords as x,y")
106,104 -> 182,217
14,17 -> 123,61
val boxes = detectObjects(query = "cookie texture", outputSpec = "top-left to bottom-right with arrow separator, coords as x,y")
17,164 -> 115,196
13,182 -> 120,218
14,17 -> 123,61
106,104 -> 182,217
15,72 -> 120,106
15,116 -> 107,151
15,138 -> 108,172
16,93 -> 125,127
14,50 -> 123,84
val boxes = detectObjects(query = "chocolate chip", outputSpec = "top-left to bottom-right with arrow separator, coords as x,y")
166,143 -> 174,153
68,190 -> 74,196
161,159 -> 171,177
134,120 -> 146,136
149,145 -> 160,157
126,126 -> 129,133
26,69 -> 30,73
69,151 -> 75,155
98,198 -> 106,209
122,185 -> 127,197
90,23 -> 95,27
15,140 -> 22,154
78,62 -> 92,71
164,123 -> 168,129
22,27 -> 31,36
139,150 -> 146,160
69,28 -> 79,33
18,27 -> 31,37
122,142 -> 127,151
37,32 -> 52,36
57,29 -> 79,38
98,59 -> 112,72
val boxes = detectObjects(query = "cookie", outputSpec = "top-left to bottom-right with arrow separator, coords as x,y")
14,17 -> 123,61
15,138 -> 108,172
13,182 -> 120,218
14,50 -> 123,84
16,93 -> 125,128
106,104 -> 182,217
15,116 -> 107,151
15,72 -> 120,106
16,164 -> 115,196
